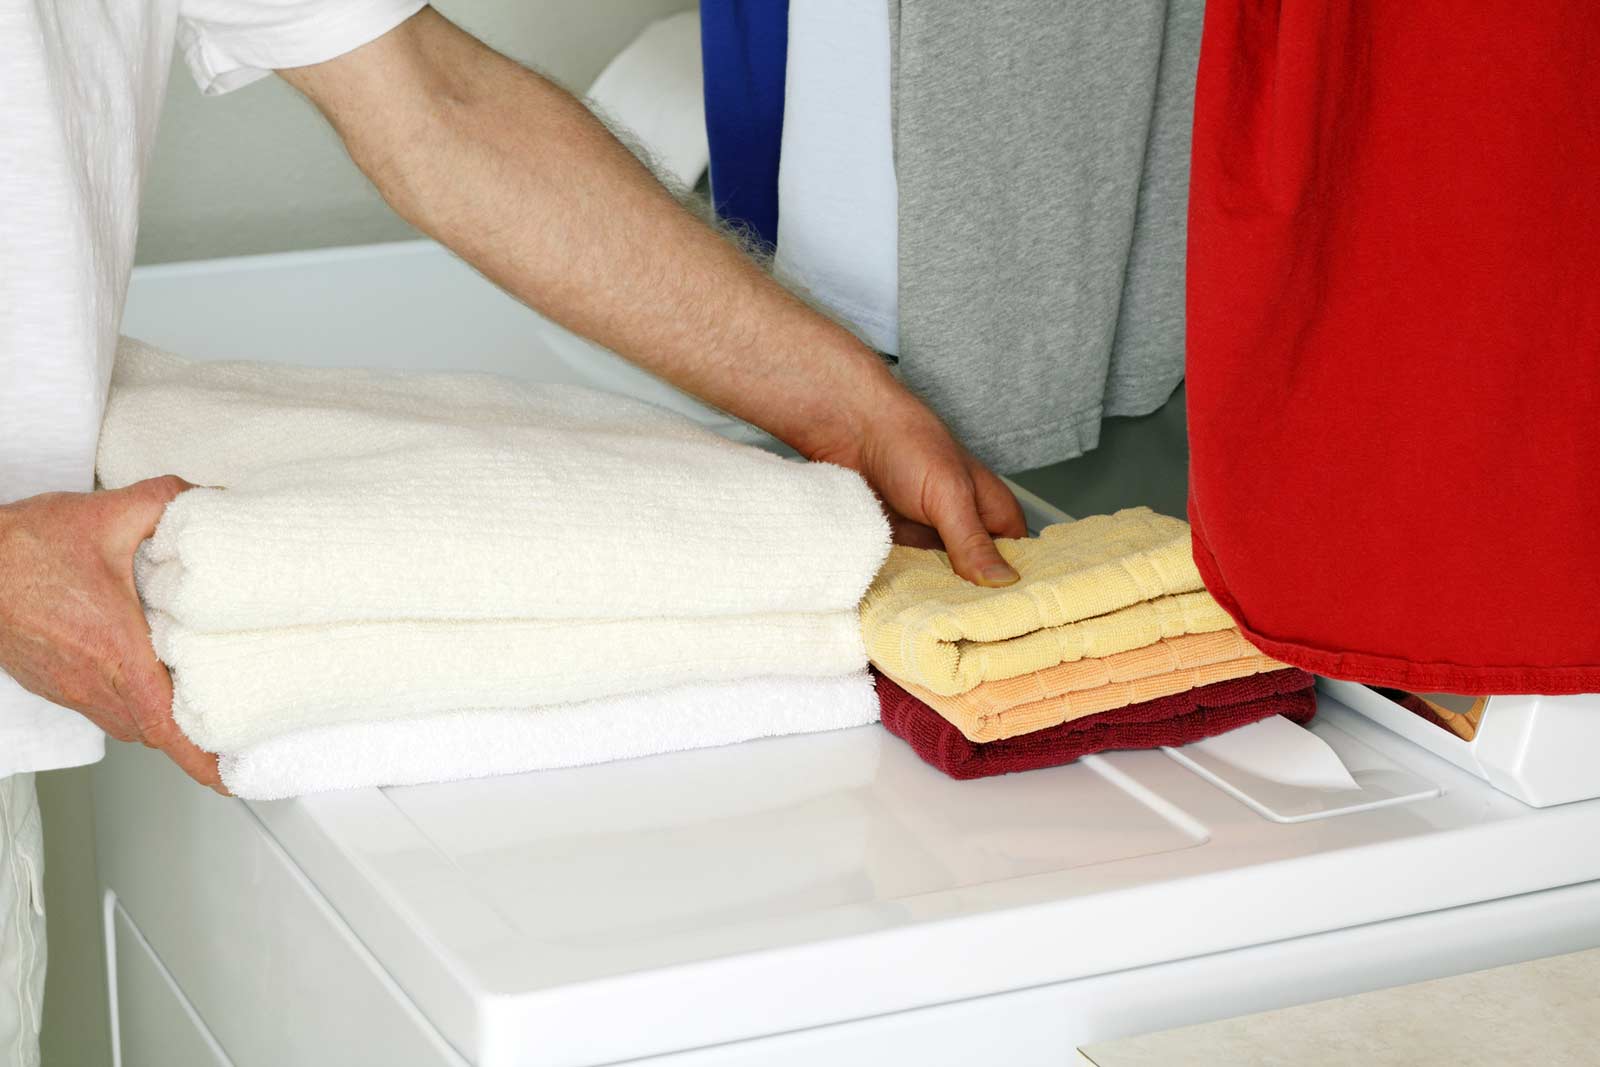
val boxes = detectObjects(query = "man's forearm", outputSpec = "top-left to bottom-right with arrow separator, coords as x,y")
280,9 -> 902,460
280,8 -> 1028,587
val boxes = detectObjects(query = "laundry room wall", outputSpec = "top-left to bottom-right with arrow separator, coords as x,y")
134,0 -> 696,265
44,5 -> 695,1065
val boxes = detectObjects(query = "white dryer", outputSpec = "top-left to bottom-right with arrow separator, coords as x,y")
97,242 -> 1600,1067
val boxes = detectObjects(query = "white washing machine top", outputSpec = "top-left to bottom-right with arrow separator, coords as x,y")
121,242 -> 1600,1066
249,705 -> 1600,1066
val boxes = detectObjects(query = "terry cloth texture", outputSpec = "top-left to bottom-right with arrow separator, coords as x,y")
97,340 -> 888,754
221,672 -> 880,799
898,646 -> 1286,743
860,509 -> 1232,697
1186,1 -> 1600,693
147,612 -> 866,753
98,339 -> 889,631
890,0 -> 1201,472
933,628 -> 1266,719
878,669 -> 1317,780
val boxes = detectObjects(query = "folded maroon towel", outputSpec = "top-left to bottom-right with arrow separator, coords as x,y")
877,667 -> 1318,780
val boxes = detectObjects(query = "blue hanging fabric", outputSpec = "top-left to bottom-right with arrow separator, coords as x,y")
699,0 -> 790,249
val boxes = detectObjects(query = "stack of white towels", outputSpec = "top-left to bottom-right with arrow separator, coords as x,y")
97,340 -> 890,799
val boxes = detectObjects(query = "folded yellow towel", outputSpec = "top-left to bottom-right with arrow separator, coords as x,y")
896,650 -> 1287,743
860,509 -> 1234,696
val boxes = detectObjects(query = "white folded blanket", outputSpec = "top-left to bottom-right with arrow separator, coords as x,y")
95,340 -> 892,760
221,672 -> 880,799
98,339 -> 890,630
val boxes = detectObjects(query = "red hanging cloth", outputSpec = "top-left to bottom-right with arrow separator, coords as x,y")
1185,1 -> 1600,694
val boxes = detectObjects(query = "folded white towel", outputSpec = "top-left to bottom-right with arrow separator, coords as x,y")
156,609 -> 866,752
95,341 -> 889,763
98,339 -> 890,631
220,671 -> 879,799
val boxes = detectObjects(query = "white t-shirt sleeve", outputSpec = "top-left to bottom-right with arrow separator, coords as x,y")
177,0 -> 429,96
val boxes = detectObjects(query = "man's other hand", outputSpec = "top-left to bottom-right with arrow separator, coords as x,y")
0,478 -> 226,793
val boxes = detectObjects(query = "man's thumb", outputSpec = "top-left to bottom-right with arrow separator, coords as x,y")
107,476 -> 194,555
936,499 -> 1020,588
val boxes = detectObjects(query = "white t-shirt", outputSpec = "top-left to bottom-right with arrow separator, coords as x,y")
0,0 -> 424,778
772,0 -> 898,356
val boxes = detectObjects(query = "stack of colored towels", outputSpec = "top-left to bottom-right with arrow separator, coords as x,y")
96,340 -> 891,799
860,509 -> 1317,779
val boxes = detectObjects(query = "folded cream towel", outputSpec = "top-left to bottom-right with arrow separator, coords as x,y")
221,672 -> 880,799
95,340 -> 891,758
155,610 -> 866,752
98,340 -> 890,630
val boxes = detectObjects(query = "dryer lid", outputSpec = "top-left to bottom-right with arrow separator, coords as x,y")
248,698 -> 1600,1067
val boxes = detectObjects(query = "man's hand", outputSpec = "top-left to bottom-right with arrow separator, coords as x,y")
279,9 -> 1025,586
0,478 -> 226,793
809,391 -> 1026,584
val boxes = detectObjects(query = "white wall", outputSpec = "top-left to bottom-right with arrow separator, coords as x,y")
135,0 -> 695,264
44,5 -> 693,1065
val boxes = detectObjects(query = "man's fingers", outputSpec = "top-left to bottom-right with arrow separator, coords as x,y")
154,728 -> 229,795
77,709 -> 140,745
972,466 -> 1028,540
105,476 -> 194,558
112,479 -> 226,793
888,511 -> 944,550
132,474 -> 194,506
114,610 -> 228,794
130,687 -> 229,795
928,480 -> 1020,587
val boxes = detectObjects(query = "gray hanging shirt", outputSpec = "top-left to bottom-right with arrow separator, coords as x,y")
890,0 -> 1202,472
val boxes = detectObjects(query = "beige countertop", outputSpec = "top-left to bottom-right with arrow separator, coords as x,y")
1077,947 -> 1600,1067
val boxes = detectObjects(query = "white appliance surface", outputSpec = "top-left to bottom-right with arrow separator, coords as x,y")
111,242 -> 1600,1067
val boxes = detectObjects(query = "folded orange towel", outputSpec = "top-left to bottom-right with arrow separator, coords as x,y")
891,633 -> 1286,743
944,629 -> 1270,717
